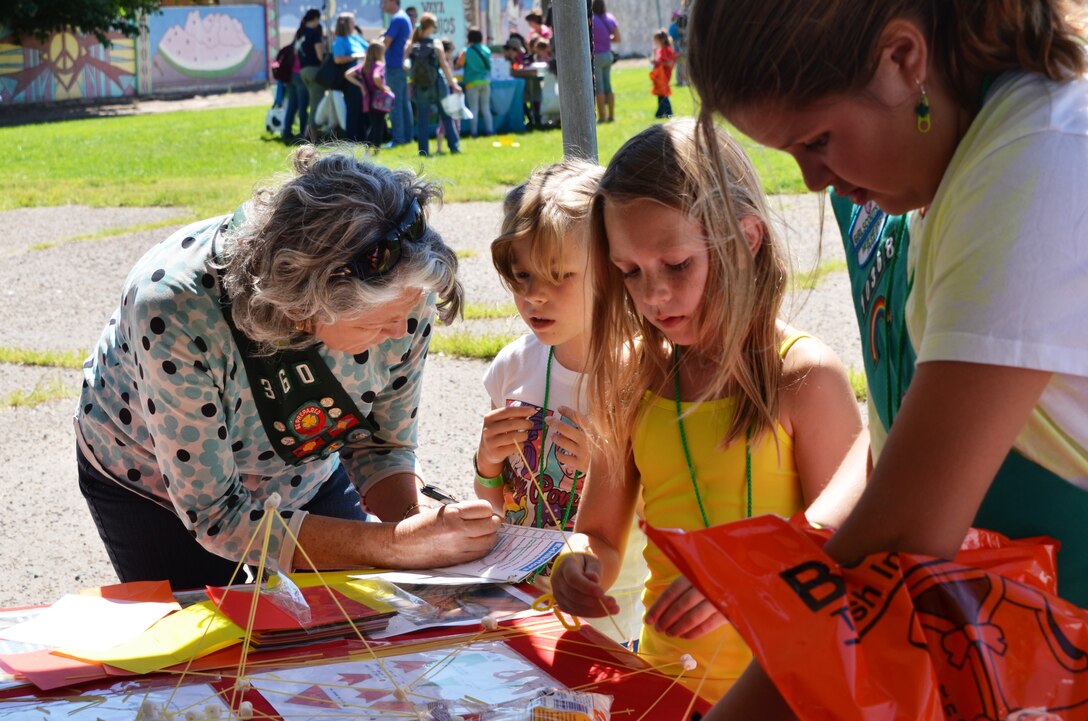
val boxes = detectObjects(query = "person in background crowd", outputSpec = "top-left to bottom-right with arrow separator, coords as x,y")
435,38 -> 463,154
649,29 -> 677,118
409,13 -> 462,157
332,12 -> 369,142
406,6 -> 418,29
456,26 -> 494,138
590,0 -> 620,123
381,0 -> 414,147
534,38 -> 551,64
526,8 -> 552,46
295,9 -> 326,140
668,1 -> 688,87
345,42 -> 393,150
503,36 -> 541,129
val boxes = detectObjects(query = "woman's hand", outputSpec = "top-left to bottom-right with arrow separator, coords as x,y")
546,406 -> 590,477
477,405 -> 536,476
550,552 -> 621,617
644,575 -> 728,639
393,500 -> 500,568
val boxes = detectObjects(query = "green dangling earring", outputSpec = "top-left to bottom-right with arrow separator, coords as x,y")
915,80 -> 932,133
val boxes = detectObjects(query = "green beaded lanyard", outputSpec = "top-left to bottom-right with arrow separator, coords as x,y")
673,349 -> 752,529
534,346 -> 581,531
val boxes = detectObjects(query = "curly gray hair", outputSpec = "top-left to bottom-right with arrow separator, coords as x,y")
218,145 -> 463,353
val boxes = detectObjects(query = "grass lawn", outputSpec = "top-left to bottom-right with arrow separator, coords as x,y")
1,67 -> 804,218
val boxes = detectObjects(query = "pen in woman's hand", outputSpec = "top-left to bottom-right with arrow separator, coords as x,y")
419,484 -> 460,505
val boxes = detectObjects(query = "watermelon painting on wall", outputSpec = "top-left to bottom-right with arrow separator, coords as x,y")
147,5 -> 267,93
159,11 -> 253,78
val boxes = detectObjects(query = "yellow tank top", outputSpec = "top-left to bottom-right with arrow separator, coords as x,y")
631,334 -> 808,700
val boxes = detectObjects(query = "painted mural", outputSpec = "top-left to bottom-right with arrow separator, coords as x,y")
276,0 -> 468,54
146,5 -> 267,93
0,25 -> 137,104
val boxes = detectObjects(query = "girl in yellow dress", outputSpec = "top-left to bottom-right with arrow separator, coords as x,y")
550,118 -> 864,699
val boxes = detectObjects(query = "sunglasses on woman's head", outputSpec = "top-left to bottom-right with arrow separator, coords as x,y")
330,199 -> 426,279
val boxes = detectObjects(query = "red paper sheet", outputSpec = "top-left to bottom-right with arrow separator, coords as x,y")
205,584 -> 383,631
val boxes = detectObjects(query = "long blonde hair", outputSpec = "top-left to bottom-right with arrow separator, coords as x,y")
587,119 -> 787,476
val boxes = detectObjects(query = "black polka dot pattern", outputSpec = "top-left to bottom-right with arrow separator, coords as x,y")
150,317 -> 166,334
201,403 -> 217,417
151,269 -> 166,282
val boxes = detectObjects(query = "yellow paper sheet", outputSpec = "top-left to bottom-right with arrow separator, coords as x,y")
56,600 -> 243,674
290,571 -> 398,614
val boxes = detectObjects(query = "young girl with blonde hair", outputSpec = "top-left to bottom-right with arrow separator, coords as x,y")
550,119 -> 864,698
474,159 -> 604,586
345,42 -> 392,149
682,0 -> 1088,717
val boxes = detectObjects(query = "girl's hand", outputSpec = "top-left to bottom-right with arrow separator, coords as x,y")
644,575 -> 728,639
477,405 -> 536,474
550,552 -> 621,617
547,406 -> 590,477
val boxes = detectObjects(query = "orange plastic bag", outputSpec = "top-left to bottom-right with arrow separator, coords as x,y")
644,514 -> 1088,721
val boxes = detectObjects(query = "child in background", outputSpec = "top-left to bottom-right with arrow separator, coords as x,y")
650,29 -> 677,118
345,42 -> 392,150
549,119 -> 863,698
435,38 -> 463,153
475,159 -> 605,587
533,38 -> 552,64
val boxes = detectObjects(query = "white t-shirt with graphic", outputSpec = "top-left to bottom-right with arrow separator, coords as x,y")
482,334 -> 587,531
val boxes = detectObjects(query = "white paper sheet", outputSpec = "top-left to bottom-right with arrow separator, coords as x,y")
434,524 -> 568,583
0,595 -> 176,652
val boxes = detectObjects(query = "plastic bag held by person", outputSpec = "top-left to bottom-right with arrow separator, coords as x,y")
644,514 -> 1088,721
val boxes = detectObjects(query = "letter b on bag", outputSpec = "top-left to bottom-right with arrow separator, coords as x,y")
780,560 -> 846,612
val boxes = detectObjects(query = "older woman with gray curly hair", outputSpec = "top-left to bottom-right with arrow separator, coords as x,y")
75,147 -> 499,590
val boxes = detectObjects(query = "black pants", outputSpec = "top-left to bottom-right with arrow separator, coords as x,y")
341,81 -> 370,142
77,446 -> 368,591
655,96 -> 673,118
367,109 -> 388,147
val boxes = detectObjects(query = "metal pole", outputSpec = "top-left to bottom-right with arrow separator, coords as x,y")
552,0 -> 597,161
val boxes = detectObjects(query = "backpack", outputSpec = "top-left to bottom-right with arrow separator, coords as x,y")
272,43 -> 295,83
409,41 -> 438,89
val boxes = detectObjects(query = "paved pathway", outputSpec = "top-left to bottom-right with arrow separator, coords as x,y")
0,194 -> 860,608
